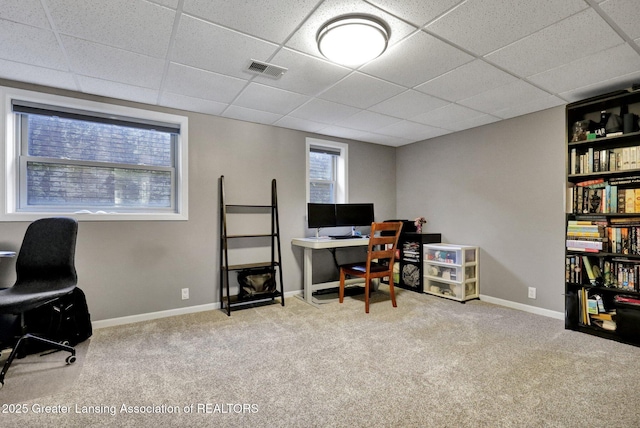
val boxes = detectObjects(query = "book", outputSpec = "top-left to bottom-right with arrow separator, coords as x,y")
618,188 -> 626,213
590,312 -> 614,321
575,178 -> 605,187
565,240 -> 606,251
623,147 -> 630,170
582,256 -> 597,284
626,188 -> 635,213
591,319 -> 617,330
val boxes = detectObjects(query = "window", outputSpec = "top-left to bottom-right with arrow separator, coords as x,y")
306,138 -> 347,204
2,87 -> 188,221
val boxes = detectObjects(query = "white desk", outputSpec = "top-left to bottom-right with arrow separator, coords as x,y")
291,237 -> 369,305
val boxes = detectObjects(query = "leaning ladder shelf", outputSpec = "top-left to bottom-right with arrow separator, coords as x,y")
219,175 -> 285,315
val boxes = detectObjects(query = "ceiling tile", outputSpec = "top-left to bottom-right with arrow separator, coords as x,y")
0,58 -> 77,91
159,92 -> 228,116
335,110 -> 401,131
425,0 -> 587,55
259,48 -> 352,96
233,82 -> 310,115
366,0 -> 464,27
171,15 -> 279,80
47,0 -> 176,58
163,63 -> 248,103
285,0 -> 417,63
368,90 -> 449,119
415,60 -> 518,101
376,120 -> 449,141
529,43 -> 640,95
273,116 -> 327,133
76,76 -> 159,105
0,20 -> 67,69
62,36 -> 165,89
600,0 -> 640,40
315,125 -> 370,141
492,95 -> 565,119
318,72 -> 405,109
559,70 -> 640,102
354,132 -> 414,147
148,0 -> 180,8
222,105 -> 282,125
458,80 -> 552,115
183,0 -> 319,44
360,31 -> 473,88
446,114 -> 500,132
486,9 -> 624,77
0,0 -> 50,28
410,103 -> 486,129
288,98 -> 360,124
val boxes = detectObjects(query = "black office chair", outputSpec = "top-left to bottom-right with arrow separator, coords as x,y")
0,217 -> 79,387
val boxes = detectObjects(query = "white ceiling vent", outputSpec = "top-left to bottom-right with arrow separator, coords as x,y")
246,59 -> 288,79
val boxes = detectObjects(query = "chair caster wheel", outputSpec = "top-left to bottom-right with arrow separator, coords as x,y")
66,355 -> 76,364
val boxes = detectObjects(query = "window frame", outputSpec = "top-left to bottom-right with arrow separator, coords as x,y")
306,137 -> 348,204
1,86 -> 189,221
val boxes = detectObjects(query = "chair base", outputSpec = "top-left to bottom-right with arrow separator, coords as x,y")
0,333 -> 76,387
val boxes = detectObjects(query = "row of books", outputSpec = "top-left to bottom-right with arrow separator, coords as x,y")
568,177 -> 640,214
570,145 -> 640,175
402,242 -> 420,263
566,254 -> 640,292
566,219 -> 640,255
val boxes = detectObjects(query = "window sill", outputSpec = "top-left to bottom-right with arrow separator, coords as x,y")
0,211 -> 188,222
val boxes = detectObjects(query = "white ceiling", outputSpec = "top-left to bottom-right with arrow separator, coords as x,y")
1,0 -> 639,147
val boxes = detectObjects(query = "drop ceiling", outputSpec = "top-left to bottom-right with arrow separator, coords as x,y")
1,0 -> 639,146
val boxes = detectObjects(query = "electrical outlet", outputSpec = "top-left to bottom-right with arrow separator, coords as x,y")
528,287 -> 536,299
181,288 -> 189,300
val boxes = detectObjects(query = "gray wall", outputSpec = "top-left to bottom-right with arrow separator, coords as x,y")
0,80 -> 396,321
396,107 -> 567,312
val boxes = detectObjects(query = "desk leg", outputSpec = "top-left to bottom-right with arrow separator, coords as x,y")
303,247 -> 313,303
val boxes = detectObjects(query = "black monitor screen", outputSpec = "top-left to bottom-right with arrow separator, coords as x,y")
307,203 -> 337,228
335,203 -> 374,227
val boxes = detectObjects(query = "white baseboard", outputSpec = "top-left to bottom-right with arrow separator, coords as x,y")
93,291 -> 562,329
479,294 -> 564,320
92,290 -> 302,329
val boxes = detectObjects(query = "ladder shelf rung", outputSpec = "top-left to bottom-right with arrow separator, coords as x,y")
223,261 -> 280,271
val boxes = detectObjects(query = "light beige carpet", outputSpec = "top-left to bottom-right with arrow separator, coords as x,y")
2,286 -> 639,427
0,340 -> 88,403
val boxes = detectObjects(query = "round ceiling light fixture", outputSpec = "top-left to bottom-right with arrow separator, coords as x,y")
317,15 -> 390,67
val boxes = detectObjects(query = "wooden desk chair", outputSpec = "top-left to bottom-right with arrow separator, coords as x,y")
339,222 -> 403,313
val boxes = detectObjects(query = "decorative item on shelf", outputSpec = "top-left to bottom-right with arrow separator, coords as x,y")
605,113 -> 622,135
414,216 -> 427,233
571,120 -> 591,142
594,111 -> 610,138
623,113 -> 639,134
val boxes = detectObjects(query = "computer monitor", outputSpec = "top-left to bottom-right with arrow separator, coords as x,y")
307,203 -> 337,228
335,203 -> 374,227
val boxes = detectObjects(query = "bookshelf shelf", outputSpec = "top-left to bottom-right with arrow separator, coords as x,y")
565,87 -> 640,346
